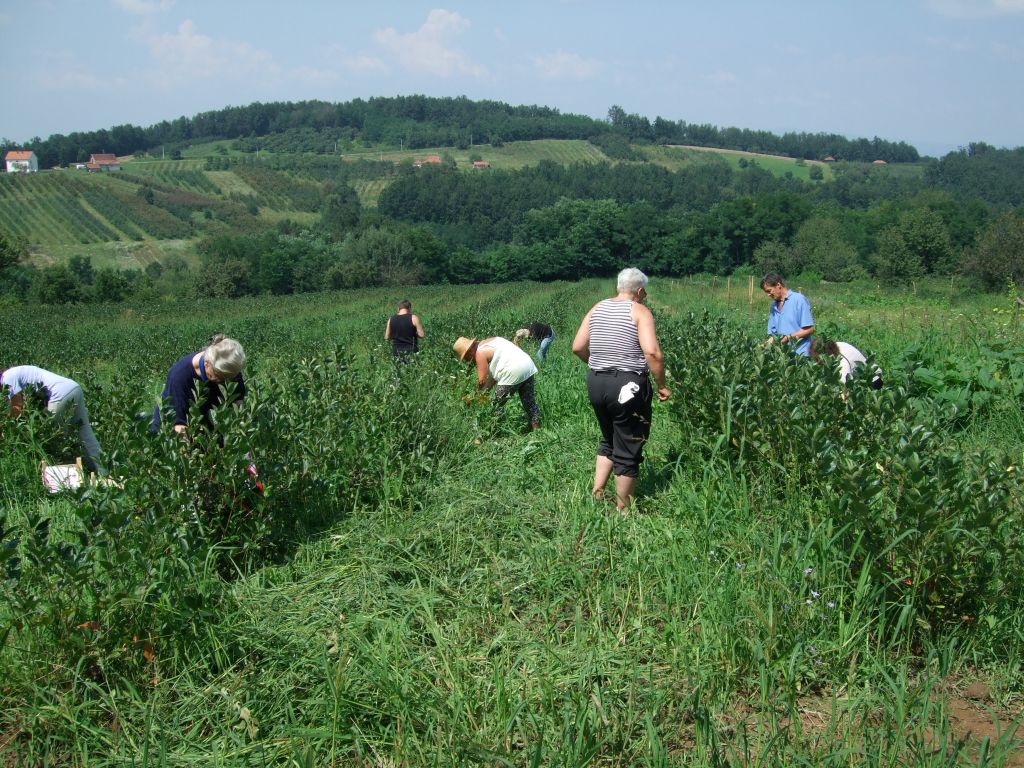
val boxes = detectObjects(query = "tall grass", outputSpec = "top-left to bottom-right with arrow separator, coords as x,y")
1,281 -> 1021,765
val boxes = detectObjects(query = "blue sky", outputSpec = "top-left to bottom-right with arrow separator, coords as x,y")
1,0 -> 1021,157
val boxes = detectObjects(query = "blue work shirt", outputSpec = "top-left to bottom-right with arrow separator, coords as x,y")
767,290 -> 814,357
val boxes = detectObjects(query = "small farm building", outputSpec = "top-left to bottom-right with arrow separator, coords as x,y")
472,160 -> 491,169
5,150 -> 38,173
87,153 -> 121,172
413,154 -> 443,168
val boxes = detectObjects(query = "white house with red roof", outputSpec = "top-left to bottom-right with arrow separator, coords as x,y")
5,150 -> 38,173
87,153 -> 121,172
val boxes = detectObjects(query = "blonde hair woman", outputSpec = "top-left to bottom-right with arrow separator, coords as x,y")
150,334 -> 247,434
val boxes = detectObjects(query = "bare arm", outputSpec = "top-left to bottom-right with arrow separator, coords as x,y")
384,317 -> 392,341
635,304 -> 671,401
572,307 -> 595,363
782,325 -> 815,345
474,349 -> 493,390
10,392 -> 24,418
412,315 -> 425,339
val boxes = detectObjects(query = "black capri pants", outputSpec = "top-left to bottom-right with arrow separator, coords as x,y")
587,368 -> 653,477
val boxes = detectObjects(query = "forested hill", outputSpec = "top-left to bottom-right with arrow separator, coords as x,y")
3,95 -> 921,169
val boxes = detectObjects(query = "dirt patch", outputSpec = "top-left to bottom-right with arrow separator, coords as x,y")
707,686 -> 1023,764
944,691 -> 1023,766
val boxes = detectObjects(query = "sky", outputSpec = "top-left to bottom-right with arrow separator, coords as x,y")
0,0 -> 1022,157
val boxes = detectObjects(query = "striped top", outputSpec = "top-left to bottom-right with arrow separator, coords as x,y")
587,299 -> 648,373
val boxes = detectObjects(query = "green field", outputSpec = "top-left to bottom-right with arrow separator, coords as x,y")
325,139 -> 609,171
122,159 -> 208,173
4,137 -> 916,273
637,144 -> 834,181
2,279 -> 1022,765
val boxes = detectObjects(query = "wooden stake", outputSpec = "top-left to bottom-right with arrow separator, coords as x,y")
726,276 -> 732,303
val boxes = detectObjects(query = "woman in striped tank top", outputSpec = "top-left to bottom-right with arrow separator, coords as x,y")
572,268 -> 670,510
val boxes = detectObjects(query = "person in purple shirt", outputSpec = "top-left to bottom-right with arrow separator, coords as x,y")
761,272 -> 815,357
1,365 -> 106,474
150,335 -> 247,434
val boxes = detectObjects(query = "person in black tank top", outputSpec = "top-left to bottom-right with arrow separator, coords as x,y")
385,299 -> 425,360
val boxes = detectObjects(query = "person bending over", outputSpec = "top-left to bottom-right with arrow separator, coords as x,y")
151,335 -> 247,434
1,365 -> 106,474
514,321 -> 554,363
453,335 -> 540,431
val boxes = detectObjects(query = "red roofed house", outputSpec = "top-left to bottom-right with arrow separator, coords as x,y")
5,150 -> 38,173
87,153 -> 121,172
872,159 -> 887,166
413,154 -> 443,168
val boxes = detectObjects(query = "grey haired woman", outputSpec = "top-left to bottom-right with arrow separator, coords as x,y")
572,268 -> 670,510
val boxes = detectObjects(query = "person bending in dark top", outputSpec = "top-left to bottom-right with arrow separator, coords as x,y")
150,335 -> 247,434
514,321 -> 554,363
384,300 -> 425,360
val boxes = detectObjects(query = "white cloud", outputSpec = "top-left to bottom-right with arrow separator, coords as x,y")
142,19 -> 278,83
36,68 -> 106,90
924,0 -> 1024,17
290,54 -> 387,87
531,50 -> 600,80
342,54 -> 388,74
707,70 -> 738,84
33,51 -> 123,91
112,0 -> 174,14
989,40 -> 1023,60
374,9 -> 485,78
322,45 -> 388,75
925,35 -> 973,52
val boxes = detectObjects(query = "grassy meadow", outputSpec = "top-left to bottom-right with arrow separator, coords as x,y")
1,278 -> 1023,766
647,145 -> 836,182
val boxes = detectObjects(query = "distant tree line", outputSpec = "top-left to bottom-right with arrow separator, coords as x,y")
4,147 -> 1022,305
3,96 -> 925,171
924,142 -> 1024,207
607,105 -> 921,163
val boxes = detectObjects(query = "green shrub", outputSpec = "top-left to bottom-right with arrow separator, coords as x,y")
665,311 -> 1022,636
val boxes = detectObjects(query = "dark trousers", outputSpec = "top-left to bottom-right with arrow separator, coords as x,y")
586,369 -> 652,477
493,376 -> 540,426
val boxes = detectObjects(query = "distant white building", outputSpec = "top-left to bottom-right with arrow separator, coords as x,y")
5,150 -> 38,173
87,153 -> 121,172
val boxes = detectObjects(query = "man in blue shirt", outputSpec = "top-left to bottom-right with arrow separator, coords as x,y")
761,273 -> 815,357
